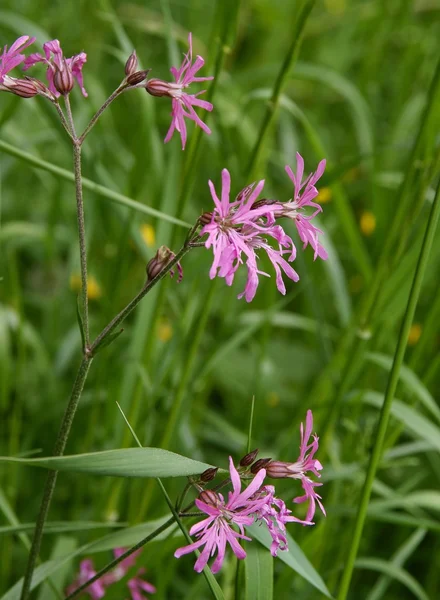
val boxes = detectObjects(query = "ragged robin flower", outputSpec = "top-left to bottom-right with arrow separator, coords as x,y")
23,39 -> 88,97
266,410 -> 325,522
145,33 -> 213,150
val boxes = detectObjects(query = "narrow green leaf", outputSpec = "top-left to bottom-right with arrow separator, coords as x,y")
0,521 -> 125,536
244,542 -> 273,600
0,448 -> 215,478
354,558 -> 429,600
246,523 -> 332,598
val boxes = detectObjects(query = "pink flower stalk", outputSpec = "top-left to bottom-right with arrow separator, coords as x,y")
252,485 -> 312,556
275,153 -> 328,260
0,36 -> 35,83
23,39 -> 87,97
66,559 -> 107,599
174,457 -> 268,573
266,410 -> 325,522
145,33 -> 213,149
201,169 -> 299,302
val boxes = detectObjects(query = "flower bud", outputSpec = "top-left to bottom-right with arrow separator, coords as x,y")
251,198 -> 278,210
198,489 -> 220,507
145,78 -> 173,98
126,69 -> 150,87
200,467 -> 218,483
250,458 -> 272,474
53,60 -> 74,95
0,76 -> 39,98
239,449 -> 259,467
265,460 -> 292,479
199,211 -> 213,226
146,245 -> 183,283
125,50 -> 138,76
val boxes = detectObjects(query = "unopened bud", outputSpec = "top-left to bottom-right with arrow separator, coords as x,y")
145,78 -> 172,98
126,69 -> 150,87
200,467 -> 218,483
199,489 -> 220,506
125,51 -> 138,76
53,60 -> 74,95
251,198 -> 278,210
199,211 -> 213,226
265,460 -> 291,479
239,449 -> 259,467
250,458 -> 272,474
146,245 -> 183,283
0,76 -> 39,98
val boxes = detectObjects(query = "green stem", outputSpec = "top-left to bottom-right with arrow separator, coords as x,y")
246,0 -> 316,178
90,244 -> 193,354
20,358 -> 92,600
64,95 -> 90,348
78,86 -> 126,144
64,515 -> 176,600
337,176 -> 440,600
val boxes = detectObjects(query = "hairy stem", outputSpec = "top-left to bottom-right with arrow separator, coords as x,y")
78,86 -> 126,144
90,243 -> 193,354
337,176 -> 440,600
20,358 -> 92,600
64,95 -> 90,348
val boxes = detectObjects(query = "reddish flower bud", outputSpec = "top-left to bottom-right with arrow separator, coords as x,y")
250,458 -> 272,474
251,198 -> 278,210
200,467 -> 218,483
146,245 -> 183,282
198,489 -> 220,507
125,50 -> 138,76
145,78 -> 173,98
239,449 -> 259,467
265,460 -> 292,479
199,211 -> 213,226
126,69 -> 150,87
53,60 -> 74,95
0,76 -> 39,98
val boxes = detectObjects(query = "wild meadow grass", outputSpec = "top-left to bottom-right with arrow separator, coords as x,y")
1,0 -> 440,598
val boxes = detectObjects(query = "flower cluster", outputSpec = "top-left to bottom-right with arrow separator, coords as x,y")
1,34 -> 213,149
200,154 -> 327,301
66,547 -> 155,599
175,410 -> 324,573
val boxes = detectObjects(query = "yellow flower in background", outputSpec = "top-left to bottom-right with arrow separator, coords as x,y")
408,323 -> 422,346
69,274 -> 102,300
360,211 -> 376,236
266,392 -> 280,407
325,0 -> 346,15
141,224 -> 156,248
157,319 -> 173,342
317,187 -> 332,204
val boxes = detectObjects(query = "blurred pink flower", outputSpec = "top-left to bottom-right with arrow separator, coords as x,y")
23,39 -> 87,97
266,410 -> 325,522
66,559 -> 107,599
275,153 -> 328,260
146,33 -> 213,149
201,169 -> 299,302
0,36 -> 35,83
174,457 -> 268,573
127,568 -> 157,599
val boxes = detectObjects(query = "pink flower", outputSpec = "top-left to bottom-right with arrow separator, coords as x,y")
127,569 -> 157,599
66,559 -> 107,599
252,485 -> 312,556
0,36 -> 35,83
174,457 -> 268,573
275,153 -> 328,260
23,39 -> 87,97
145,33 -> 213,149
266,410 -> 325,522
201,169 -> 299,302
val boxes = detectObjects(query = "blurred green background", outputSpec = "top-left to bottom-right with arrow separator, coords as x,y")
1,0 -> 440,598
